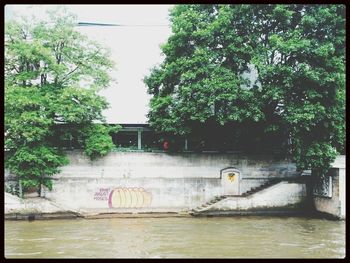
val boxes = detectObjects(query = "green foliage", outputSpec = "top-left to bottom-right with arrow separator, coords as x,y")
5,7 -> 116,195
5,145 -> 69,191
81,124 -> 121,160
145,4 -> 345,174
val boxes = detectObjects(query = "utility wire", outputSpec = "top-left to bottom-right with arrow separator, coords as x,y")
77,22 -> 169,27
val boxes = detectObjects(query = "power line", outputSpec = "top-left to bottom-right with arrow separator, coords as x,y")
77,22 -> 169,27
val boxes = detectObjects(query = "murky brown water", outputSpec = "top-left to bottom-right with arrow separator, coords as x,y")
5,216 -> 345,258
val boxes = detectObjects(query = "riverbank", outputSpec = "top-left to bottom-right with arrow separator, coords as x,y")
6,209 -> 340,221
5,192 -> 192,220
6,154 -> 345,220
5,192 -> 78,214
5,192 -> 340,221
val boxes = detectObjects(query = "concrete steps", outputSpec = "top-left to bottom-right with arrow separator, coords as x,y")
241,179 -> 281,197
189,179 -> 282,216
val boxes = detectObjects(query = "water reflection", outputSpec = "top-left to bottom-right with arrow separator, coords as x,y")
5,216 -> 345,258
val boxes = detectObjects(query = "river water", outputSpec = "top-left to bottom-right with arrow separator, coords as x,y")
5,216 -> 345,258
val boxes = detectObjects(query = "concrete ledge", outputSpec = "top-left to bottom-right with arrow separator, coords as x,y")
83,212 -> 191,219
192,210 -> 344,220
4,211 -> 192,220
311,210 -> 345,221
5,212 -> 82,221
192,209 -> 307,217
5,209 -> 341,221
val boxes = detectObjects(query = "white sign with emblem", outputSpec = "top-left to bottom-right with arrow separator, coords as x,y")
221,168 -> 241,195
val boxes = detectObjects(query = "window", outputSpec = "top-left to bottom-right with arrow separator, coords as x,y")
112,131 -> 138,149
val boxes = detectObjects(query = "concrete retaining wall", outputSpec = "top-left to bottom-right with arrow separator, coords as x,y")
5,151 -> 300,213
313,156 -> 345,219
36,151 -> 298,212
205,182 -> 307,212
53,151 -> 297,179
5,193 -> 66,214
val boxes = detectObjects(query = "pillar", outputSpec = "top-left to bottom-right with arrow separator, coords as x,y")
138,130 -> 142,150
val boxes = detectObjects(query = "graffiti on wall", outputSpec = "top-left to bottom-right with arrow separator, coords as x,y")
108,187 -> 152,208
94,188 -> 110,201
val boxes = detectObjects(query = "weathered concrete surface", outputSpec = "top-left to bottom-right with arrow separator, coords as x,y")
314,155 -> 345,220
5,192 -> 74,214
5,153 -> 344,219
55,151 -> 298,179
4,193 -> 190,220
43,177 -> 222,213
194,182 -> 307,214
37,151 -> 299,212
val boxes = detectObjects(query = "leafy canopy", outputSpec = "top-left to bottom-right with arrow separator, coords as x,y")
5,7 -> 118,194
145,4 -> 345,174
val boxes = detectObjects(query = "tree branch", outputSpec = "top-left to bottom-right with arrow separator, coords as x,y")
58,50 -> 100,85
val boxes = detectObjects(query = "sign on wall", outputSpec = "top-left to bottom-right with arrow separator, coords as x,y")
221,167 -> 240,195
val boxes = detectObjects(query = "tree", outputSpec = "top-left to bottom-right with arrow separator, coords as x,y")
144,4 -> 345,174
5,7 -> 118,195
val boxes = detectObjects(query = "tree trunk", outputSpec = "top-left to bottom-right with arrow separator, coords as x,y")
18,179 -> 23,198
38,174 -> 43,197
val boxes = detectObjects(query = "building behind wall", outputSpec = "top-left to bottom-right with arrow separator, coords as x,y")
56,122 -> 289,154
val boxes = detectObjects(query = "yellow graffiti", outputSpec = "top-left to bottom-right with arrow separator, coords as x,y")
228,173 -> 236,182
109,187 -> 152,208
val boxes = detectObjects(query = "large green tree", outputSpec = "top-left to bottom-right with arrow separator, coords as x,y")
5,7 -> 118,195
145,4 -> 345,174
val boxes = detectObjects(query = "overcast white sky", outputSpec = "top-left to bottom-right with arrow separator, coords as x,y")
5,5 -> 173,124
